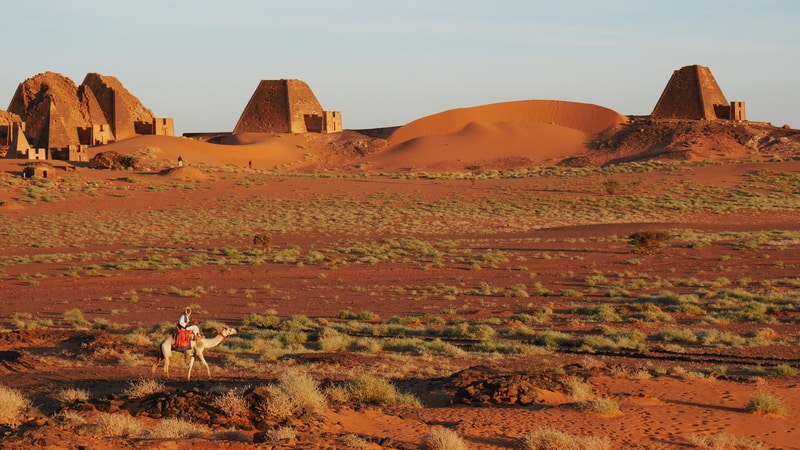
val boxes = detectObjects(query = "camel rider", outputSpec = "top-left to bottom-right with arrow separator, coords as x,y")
178,307 -> 201,338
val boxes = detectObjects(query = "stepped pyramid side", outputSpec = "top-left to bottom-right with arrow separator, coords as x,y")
651,65 -> 730,120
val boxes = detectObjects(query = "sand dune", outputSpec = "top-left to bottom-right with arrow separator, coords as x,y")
364,100 -> 627,171
388,100 -> 627,145
90,134 -> 319,170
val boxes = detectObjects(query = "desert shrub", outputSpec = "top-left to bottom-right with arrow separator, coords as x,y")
63,308 -> 91,329
697,329 -> 746,348
55,387 -> 90,404
214,428 -> 251,442
95,412 -> 144,437
772,364 -> 799,377
257,385 -> 295,421
684,431 -> 765,449
521,427 -> 612,450
11,312 -> 53,330
147,417 -> 209,438
341,433 -> 372,449
652,328 -> 698,343
564,378 -> 594,401
55,410 -> 88,430
261,426 -> 297,443
253,233 -> 272,250
123,377 -> 165,399
337,374 -> 422,407
0,385 -> 33,426
534,330 -> 574,349
257,369 -> 327,421
471,340 -> 547,355
590,305 -> 622,322
629,231 -> 671,254
419,427 -> 469,450
575,397 -> 620,415
211,390 -> 250,417
511,308 -> 553,324
440,322 -> 496,340
601,177 -> 620,195
745,391 -> 787,416
277,369 -> 328,415
242,313 -> 281,328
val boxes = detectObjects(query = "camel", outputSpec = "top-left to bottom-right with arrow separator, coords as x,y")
151,327 -> 237,380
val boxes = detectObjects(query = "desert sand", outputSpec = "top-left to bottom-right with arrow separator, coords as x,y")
1,97 -> 800,449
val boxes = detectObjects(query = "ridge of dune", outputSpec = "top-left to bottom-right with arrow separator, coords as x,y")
90,134 -> 317,169
388,99 -> 628,147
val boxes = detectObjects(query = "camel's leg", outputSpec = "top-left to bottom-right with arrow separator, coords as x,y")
155,340 -> 170,376
187,355 -> 195,381
197,351 -> 211,378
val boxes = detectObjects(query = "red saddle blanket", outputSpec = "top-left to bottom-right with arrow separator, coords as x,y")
175,329 -> 193,350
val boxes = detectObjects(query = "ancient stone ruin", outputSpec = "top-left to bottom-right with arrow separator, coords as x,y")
2,71 -> 174,162
233,79 -> 342,134
651,64 -> 746,121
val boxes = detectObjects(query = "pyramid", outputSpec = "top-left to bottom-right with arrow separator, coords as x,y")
234,79 -> 341,134
79,73 -> 155,141
7,72 -> 88,149
651,65 -> 732,120
7,71 -> 158,152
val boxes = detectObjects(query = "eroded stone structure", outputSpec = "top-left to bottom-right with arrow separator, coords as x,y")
233,79 -> 342,134
4,71 -> 174,162
651,65 -> 746,121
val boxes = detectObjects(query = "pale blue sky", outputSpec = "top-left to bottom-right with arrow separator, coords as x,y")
2,0 -> 798,134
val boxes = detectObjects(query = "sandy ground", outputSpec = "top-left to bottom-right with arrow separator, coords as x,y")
1,100 -> 799,449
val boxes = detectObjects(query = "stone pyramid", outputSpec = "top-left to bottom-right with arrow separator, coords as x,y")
234,79 -> 325,134
651,65 -> 730,120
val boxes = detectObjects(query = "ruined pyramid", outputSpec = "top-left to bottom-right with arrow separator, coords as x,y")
651,65 -> 744,121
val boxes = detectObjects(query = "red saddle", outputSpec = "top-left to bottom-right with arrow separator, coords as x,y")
175,329 -> 193,350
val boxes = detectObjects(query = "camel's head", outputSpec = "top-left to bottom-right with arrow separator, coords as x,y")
220,327 -> 237,337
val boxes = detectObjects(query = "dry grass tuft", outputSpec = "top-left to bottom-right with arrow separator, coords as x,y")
146,417 -> 209,439
420,427 -> 469,450
336,374 -> 422,407
745,391 -> 787,416
123,377 -> 165,399
521,427 -> 612,450
211,390 -> 250,417
0,385 -> 33,427
95,412 -> 144,437
55,387 -> 90,404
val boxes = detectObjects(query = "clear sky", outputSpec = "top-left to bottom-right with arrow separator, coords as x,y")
2,0 -> 798,134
